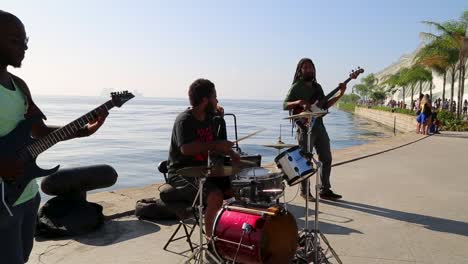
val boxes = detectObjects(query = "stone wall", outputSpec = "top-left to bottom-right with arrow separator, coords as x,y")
354,107 -> 416,133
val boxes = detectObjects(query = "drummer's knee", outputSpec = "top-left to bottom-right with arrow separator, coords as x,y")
207,190 -> 223,208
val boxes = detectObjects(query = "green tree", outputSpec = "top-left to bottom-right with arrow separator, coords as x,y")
353,74 -> 384,104
422,10 -> 468,118
414,37 -> 456,105
383,68 -> 412,108
404,65 -> 433,100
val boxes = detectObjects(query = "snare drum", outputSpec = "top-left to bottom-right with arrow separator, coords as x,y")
231,167 -> 284,206
213,204 -> 298,264
274,146 -> 315,186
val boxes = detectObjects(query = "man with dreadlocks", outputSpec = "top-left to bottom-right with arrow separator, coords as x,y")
283,58 -> 346,201
0,10 -> 107,263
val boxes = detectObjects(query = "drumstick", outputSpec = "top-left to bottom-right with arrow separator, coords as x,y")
226,205 -> 276,216
233,128 -> 266,143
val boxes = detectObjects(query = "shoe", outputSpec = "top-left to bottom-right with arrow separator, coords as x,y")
300,193 -> 316,202
319,189 -> 342,200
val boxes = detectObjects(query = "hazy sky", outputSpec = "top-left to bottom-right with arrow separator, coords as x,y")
3,0 -> 467,99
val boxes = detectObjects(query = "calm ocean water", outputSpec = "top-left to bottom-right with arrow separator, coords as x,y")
34,95 -> 393,195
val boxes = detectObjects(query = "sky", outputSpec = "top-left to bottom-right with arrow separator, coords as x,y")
2,0 -> 467,100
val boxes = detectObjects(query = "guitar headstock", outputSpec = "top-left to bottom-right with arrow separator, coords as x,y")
111,91 -> 135,107
349,67 -> 364,79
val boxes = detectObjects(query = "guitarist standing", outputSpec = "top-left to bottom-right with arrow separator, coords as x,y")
283,58 -> 346,201
0,10 -> 107,264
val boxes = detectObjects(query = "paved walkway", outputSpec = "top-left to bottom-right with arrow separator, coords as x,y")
29,132 -> 468,264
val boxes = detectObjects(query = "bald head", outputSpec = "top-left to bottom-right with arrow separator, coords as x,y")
0,10 -> 22,32
0,10 -> 27,68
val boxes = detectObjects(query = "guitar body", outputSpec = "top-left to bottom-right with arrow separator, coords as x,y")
0,119 -> 59,211
291,104 -> 308,130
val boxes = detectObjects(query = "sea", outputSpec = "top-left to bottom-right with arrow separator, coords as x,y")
33,95 -> 394,196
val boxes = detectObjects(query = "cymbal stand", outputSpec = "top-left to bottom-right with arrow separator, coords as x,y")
296,116 -> 342,264
185,151 -> 222,264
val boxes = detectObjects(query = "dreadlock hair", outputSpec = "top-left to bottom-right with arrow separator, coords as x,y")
292,57 -> 316,84
188,78 -> 216,107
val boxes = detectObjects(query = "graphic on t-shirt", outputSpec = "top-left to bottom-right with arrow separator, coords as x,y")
194,126 -> 214,161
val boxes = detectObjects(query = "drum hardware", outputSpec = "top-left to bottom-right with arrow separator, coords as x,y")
183,151 -> 223,264
278,114 -> 342,264
212,203 -> 298,264
231,167 -> 284,206
212,237 -> 255,250
232,223 -> 254,263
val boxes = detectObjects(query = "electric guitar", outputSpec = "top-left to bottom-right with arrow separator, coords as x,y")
0,91 -> 134,215
292,67 -> 364,129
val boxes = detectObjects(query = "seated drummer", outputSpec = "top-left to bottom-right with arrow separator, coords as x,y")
164,78 -> 240,238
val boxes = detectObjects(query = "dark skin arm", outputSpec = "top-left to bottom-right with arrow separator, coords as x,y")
0,77 -> 108,181
324,83 -> 347,109
285,83 -> 347,110
181,139 -> 240,163
0,113 -> 107,181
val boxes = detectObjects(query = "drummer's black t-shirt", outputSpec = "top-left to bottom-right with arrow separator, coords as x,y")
167,109 -> 227,177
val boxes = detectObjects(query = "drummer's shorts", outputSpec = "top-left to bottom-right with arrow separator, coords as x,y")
204,176 -> 232,198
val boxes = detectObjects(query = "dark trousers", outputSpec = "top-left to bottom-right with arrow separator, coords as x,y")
0,193 -> 40,264
297,124 -> 332,193
159,176 -> 199,215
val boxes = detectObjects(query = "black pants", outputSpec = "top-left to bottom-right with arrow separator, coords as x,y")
0,193 -> 40,264
297,124 -> 332,194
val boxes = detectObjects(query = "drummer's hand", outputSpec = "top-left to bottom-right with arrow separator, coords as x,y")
228,150 -> 241,163
215,105 -> 225,116
214,140 -> 234,154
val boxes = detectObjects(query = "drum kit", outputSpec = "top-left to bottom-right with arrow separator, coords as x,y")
178,110 -> 342,264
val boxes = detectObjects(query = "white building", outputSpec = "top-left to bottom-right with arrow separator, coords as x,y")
374,45 -> 467,108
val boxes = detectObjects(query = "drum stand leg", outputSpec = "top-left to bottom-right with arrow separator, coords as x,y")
185,154 -> 223,264
296,119 -> 342,264
298,155 -> 341,264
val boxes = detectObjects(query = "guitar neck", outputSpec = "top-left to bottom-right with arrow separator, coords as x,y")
26,100 -> 115,158
316,77 -> 352,108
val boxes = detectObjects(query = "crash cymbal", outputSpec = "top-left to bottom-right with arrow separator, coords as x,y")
262,142 -> 298,149
284,110 -> 326,120
176,165 -> 240,178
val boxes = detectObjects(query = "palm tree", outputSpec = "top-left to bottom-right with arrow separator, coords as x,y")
422,10 -> 468,117
383,68 -> 411,108
405,65 -> 433,99
414,37 -> 456,106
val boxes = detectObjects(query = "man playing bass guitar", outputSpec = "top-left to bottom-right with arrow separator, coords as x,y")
283,58 -> 347,201
0,10 -> 107,264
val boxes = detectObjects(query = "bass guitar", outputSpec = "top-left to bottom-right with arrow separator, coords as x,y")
0,91 -> 134,215
292,67 -> 364,129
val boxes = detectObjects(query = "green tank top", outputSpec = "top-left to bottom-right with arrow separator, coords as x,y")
0,78 -> 39,206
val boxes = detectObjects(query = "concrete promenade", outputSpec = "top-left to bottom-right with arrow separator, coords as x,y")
29,132 -> 468,264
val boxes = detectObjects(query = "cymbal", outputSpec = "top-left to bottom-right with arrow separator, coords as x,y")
284,111 -> 326,120
262,142 -> 298,149
176,166 -> 240,178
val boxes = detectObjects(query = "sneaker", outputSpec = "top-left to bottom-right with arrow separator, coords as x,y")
300,193 -> 316,202
319,189 -> 342,200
